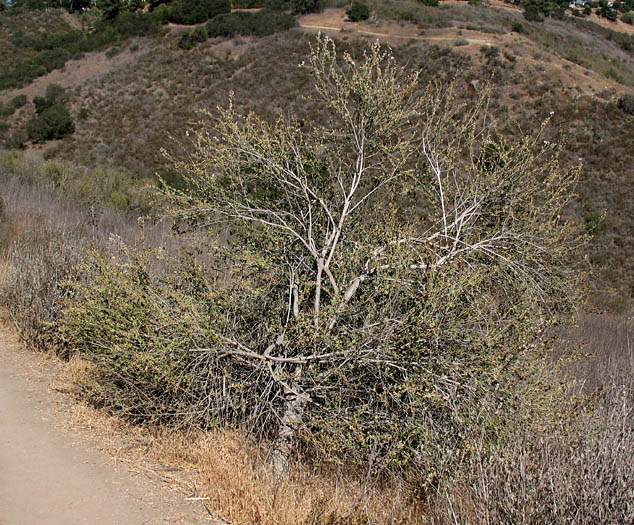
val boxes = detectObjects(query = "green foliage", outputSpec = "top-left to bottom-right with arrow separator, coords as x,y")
155,38 -> 583,480
178,25 -> 208,49
168,0 -> 230,24
205,9 -> 297,37
511,20 -> 525,33
584,3 -> 592,13
597,0 -> 619,19
231,0 -> 266,6
292,0 -> 321,14
0,94 -> 28,117
59,247 -> 227,421
418,0 -> 439,6
622,11 -> 634,22
523,0 -> 569,19
264,0 -> 291,9
524,4 -> 545,21
27,87 -> 74,143
10,28 -> 35,47
585,211 -> 607,235
33,84 -> 67,114
619,94 -> 634,114
26,103 -> 75,143
10,94 -> 27,109
97,0 -> 124,20
346,2 -> 370,21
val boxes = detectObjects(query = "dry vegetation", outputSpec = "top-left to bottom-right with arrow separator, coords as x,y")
23,28 -> 629,309
1,3 -> 634,523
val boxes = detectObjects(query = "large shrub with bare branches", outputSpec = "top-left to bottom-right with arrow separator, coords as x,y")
61,37 -> 582,486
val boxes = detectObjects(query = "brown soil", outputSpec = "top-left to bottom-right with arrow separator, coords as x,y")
0,322 -> 216,525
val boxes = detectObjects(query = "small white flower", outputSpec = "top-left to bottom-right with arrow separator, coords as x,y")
549,111 -> 555,116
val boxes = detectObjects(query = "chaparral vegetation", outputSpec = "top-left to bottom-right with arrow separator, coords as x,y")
1,0 -> 633,521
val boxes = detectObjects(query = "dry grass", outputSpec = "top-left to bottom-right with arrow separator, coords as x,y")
63,358 -> 424,525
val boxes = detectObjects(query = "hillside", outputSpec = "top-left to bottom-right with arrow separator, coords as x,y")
1,2 -> 632,309
1,2 -> 634,523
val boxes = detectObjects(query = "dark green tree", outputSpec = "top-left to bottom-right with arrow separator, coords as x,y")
346,2 -> 370,21
97,0 -> 124,20
292,0 -> 321,14
26,104 -> 75,143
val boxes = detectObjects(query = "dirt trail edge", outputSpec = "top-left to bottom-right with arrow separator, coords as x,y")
0,326 -> 212,525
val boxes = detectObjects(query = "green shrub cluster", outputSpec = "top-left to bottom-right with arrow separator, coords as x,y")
0,95 -> 28,118
523,0 -> 570,20
58,247 -> 231,422
26,84 -> 74,143
205,9 -> 296,38
346,2 -> 370,21
177,10 -> 296,48
619,94 -> 634,114
168,0 -> 230,25
292,0 -> 321,14
231,0 -> 266,6
26,105 -> 74,143
178,25 -> 208,49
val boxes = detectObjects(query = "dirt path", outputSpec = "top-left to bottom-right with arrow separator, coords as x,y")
0,326 -> 212,525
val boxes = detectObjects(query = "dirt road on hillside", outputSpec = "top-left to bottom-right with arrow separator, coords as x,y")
0,327 -> 212,525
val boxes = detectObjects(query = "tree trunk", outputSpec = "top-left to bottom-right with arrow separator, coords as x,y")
270,373 -> 309,478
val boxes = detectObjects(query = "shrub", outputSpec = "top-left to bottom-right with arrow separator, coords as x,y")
346,2 -> 370,21
2,131 -> 27,150
231,0 -> 265,6
168,0 -> 230,24
178,27 -> 208,49
10,94 -> 27,109
584,3 -> 592,13
292,0 -> 321,14
618,94 -> 634,114
524,5 -> 545,21
151,3 -> 171,23
34,30 -> 83,51
154,37 -> 582,480
113,11 -> 161,36
418,0 -> 439,6
10,29 -> 36,47
205,9 -> 296,37
26,104 -> 75,143
33,84 -> 68,114
623,11 -> 634,22
59,246 -> 226,420
264,0 -> 291,9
